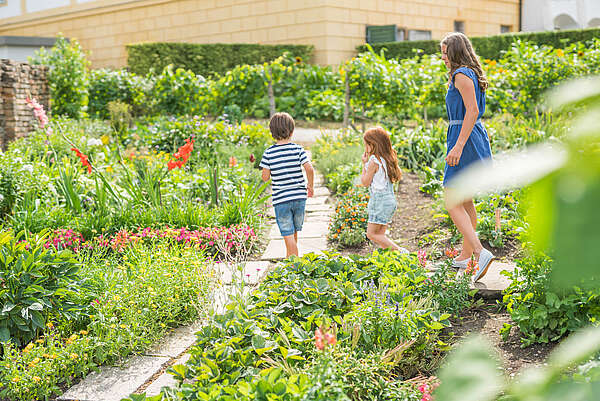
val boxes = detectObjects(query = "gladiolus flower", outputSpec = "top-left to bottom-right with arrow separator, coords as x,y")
315,328 -> 325,350
249,154 -> 255,163
71,147 -> 92,174
167,137 -> 194,170
324,332 -> 337,346
229,156 -> 238,167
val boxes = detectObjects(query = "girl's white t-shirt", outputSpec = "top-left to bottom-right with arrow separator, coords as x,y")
367,155 -> 388,191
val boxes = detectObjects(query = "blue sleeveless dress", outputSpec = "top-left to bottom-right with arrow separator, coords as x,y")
443,67 -> 492,187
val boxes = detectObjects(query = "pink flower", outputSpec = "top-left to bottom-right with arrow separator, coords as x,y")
315,329 -> 325,350
417,249 -> 427,268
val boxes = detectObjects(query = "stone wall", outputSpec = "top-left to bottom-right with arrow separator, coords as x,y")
0,59 -> 49,150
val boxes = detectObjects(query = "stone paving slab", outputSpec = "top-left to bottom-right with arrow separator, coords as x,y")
58,355 -> 169,401
143,353 -> 192,397
305,203 -> 334,213
313,186 -> 329,197
261,237 -> 329,260
306,196 -> 328,205
470,261 -> 515,297
269,220 -> 330,239
145,321 -> 204,358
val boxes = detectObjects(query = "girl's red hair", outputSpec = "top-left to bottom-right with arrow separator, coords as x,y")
363,127 -> 402,183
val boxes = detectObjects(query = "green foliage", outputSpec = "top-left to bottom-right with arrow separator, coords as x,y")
30,34 -> 90,118
126,42 -> 314,78
152,65 -> 207,116
144,251 -> 461,401
0,231 -> 82,346
502,253 -> 600,346
0,166 -> 18,218
88,68 -> 151,118
359,27 -> 600,60
0,243 -> 214,400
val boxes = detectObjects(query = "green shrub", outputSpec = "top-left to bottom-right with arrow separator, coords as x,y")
0,231 -> 82,346
127,42 -> 314,78
502,253 -> 600,346
359,27 -> 600,60
0,167 -> 18,218
88,68 -> 151,118
30,34 -> 90,118
152,65 -> 207,116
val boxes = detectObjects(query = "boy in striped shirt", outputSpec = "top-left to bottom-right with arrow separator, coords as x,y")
260,112 -> 314,257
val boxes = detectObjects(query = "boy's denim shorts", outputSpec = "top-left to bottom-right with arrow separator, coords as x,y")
274,199 -> 306,237
367,191 -> 397,225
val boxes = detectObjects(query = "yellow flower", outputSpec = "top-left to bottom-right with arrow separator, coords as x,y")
101,134 -> 110,145
66,334 -> 78,345
106,165 -> 114,173
79,330 -> 88,335
23,343 -> 34,353
69,353 -> 78,360
33,376 -> 41,383
36,339 -> 44,344
556,49 -> 564,57
46,322 -> 54,329
119,324 -> 127,329
42,353 -> 51,359
11,376 -> 19,383
110,324 -> 117,329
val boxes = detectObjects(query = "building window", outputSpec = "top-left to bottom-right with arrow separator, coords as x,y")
501,25 -> 512,33
454,21 -> 465,33
0,0 -> 7,5
366,25 -> 398,43
408,30 -> 432,41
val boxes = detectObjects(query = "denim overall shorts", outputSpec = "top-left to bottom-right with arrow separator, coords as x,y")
367,179 -> 397,225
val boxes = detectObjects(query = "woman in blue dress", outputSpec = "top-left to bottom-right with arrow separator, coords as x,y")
441,32 -> 495,282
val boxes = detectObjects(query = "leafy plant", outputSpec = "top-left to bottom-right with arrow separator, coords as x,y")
0,231 -> 82,345
29,34 -> 90,118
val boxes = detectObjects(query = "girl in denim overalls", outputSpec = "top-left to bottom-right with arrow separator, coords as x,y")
360,127 -> 406,252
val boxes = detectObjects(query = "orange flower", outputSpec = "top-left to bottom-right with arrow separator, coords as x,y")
229,156 -> 238,168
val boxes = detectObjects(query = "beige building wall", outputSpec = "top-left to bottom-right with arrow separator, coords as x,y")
0,0 -> 519,69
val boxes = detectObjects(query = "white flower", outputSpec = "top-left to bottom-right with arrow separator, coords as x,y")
0,194 -> 4,203
22,164 -> 33,173
87,138 -> 103,147
14,157 -> 22,164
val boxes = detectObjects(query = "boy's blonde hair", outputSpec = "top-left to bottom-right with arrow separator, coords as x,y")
269,112 -> 295,140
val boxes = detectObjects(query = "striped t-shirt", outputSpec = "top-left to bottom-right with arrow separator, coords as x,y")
260,143 -> 309,205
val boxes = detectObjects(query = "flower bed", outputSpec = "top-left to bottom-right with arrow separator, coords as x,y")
125,251 -> 473,401
42,225 -> 259,258
0,231 -> 215,400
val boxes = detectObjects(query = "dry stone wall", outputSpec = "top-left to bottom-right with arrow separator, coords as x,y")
0,59 -> 49,149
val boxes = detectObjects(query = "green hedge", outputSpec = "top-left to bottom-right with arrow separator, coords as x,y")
126,42 -> 314,78
357,27 -> 600,60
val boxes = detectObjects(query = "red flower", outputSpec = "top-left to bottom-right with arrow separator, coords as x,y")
168,137 -> 194,170
71,147 -> 92,174
249,154 -> 255,163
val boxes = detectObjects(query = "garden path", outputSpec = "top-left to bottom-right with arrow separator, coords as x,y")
58,128 -> 332,401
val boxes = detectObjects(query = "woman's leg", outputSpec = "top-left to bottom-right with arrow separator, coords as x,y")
457,199 -> 477,260
367,223 -> 401,250
446,192 -> 483,258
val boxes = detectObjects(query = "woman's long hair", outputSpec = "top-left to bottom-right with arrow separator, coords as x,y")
363,127 -> 402,183
441,32 -> 488,91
